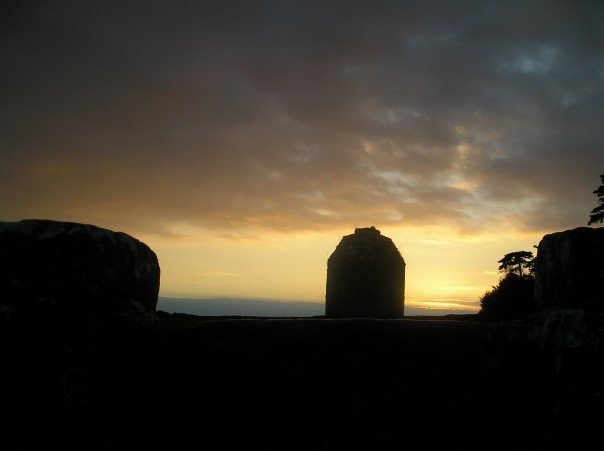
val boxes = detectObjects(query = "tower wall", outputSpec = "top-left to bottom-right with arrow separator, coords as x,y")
325,227 -> 405,318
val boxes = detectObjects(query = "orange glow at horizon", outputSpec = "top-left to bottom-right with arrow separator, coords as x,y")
133,223 -> 545,313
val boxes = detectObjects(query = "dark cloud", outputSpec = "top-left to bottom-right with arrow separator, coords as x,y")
1,0 -> 603,235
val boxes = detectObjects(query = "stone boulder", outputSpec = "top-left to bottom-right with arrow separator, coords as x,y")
0,219 -> 160,324
534,227 -> 604,309
326,226 -> 405,318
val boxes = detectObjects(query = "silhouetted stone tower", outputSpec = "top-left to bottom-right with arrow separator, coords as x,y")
325,226 -> 405,318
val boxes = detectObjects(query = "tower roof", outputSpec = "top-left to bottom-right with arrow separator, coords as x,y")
328,226 -> 405,265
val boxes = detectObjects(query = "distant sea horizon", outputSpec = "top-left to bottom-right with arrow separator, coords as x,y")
157,296 -> 477,317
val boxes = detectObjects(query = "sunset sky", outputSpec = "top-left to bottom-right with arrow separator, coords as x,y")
2,1 -> 603,314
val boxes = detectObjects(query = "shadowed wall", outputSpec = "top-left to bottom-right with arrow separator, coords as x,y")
326,227 -> 405,318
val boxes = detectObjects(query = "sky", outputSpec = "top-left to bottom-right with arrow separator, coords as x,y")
2,1 -> 603,315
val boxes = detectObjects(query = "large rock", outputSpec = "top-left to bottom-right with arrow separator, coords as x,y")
326,226 -> 405,318
0,219 -> 160,324
534,227 -> 604,309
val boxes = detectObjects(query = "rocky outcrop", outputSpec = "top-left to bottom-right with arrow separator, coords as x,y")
534,227 -> 604,309
326,226 -> 405,318
0,219 -> 160,324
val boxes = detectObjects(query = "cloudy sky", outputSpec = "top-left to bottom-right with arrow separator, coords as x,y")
2,1 -> 603,314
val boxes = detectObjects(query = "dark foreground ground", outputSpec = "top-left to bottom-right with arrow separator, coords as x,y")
3,311 -> 603,450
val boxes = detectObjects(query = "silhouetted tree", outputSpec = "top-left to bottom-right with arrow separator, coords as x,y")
498,251 -> 535,277
480,250 -> 537,321
588,174 -> 604,225
479,274 -> 536,321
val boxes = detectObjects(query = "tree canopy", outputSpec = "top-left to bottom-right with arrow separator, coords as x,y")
588,174 -> 604,225
480,250 -> 537,321
498,251 -> 535,277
